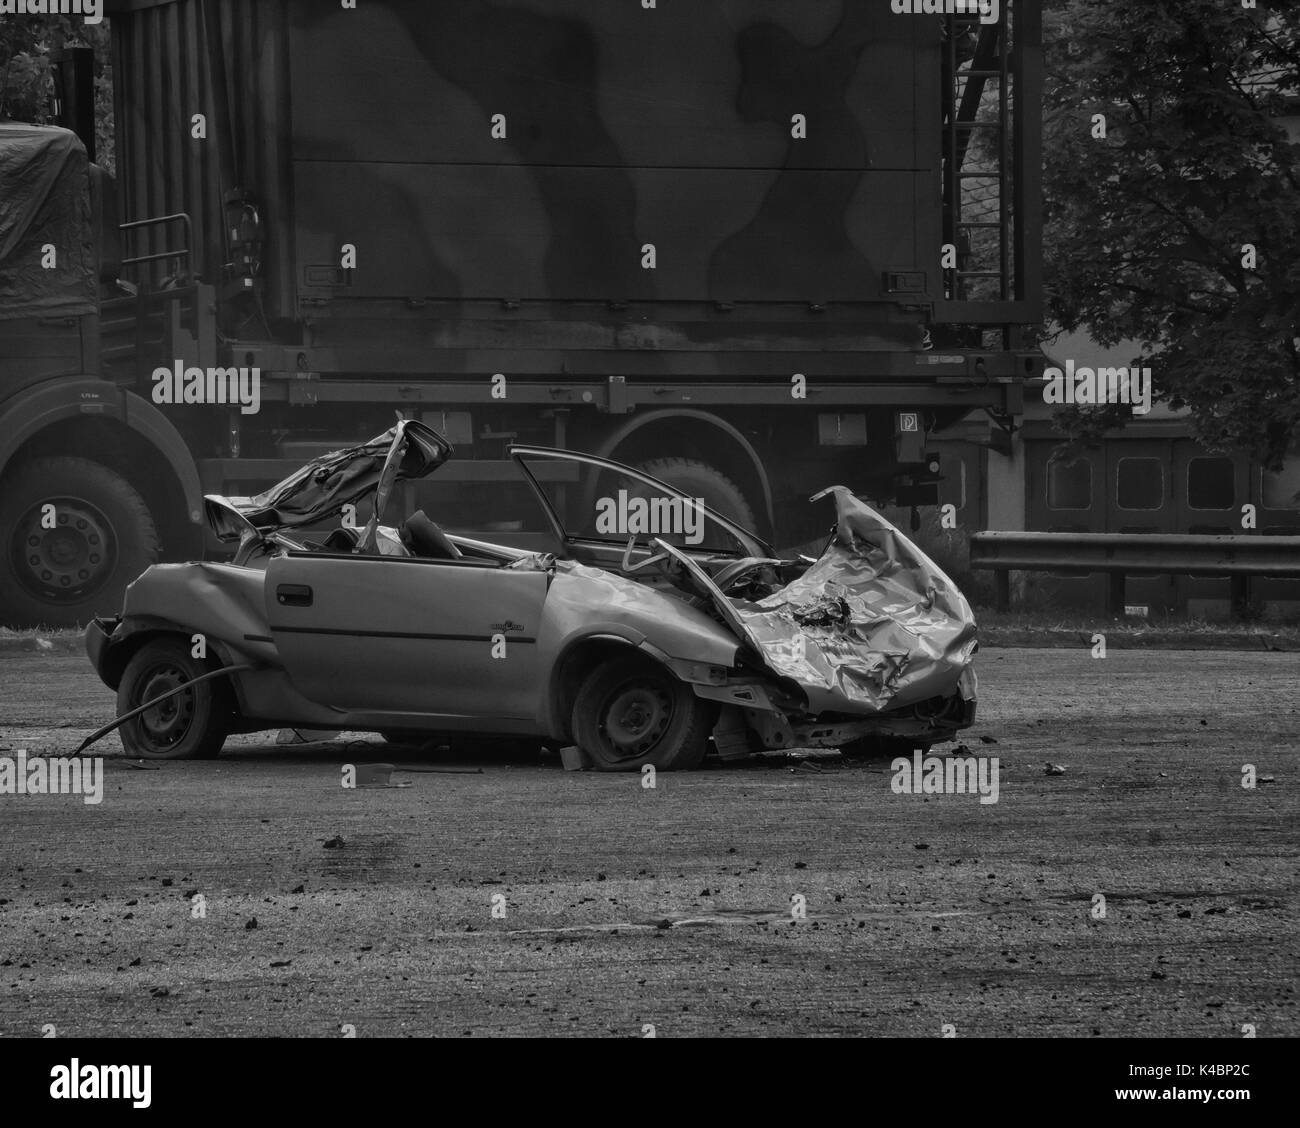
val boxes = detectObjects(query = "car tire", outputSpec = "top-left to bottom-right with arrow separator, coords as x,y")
571,654 -> 714,772
0,456 -> 160,628
117,639 -> 230,760
635,458 -> 760,534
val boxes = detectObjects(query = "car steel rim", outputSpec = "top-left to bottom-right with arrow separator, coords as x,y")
600,680 -> 673,760
12,496 -> 117,602
136,664 -> 197,749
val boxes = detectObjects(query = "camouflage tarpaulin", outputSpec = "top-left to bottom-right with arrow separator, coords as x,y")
0,124 -> 96,320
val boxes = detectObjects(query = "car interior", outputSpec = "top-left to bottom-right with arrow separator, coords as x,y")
400,510 -> 462,560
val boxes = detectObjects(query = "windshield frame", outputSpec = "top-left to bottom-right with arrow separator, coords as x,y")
509,445 -> 773,559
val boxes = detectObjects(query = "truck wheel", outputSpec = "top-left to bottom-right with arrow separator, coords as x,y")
0,457 -> 160,628
635,458 -> 760,533
571,654 -> 714,772
117,639 -> 230,760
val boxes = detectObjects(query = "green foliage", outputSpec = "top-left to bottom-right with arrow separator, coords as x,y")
1041,0 -> 1300,469
0,15 -> 113,173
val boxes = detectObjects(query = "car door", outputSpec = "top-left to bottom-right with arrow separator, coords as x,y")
264,552 -> 550,720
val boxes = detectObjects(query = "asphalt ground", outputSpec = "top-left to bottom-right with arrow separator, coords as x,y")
0,648 -> 1295,1037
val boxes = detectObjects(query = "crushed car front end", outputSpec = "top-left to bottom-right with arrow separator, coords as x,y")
644,485 -> 978,756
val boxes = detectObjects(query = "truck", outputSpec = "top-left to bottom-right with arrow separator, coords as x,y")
0,0 -> 1042,627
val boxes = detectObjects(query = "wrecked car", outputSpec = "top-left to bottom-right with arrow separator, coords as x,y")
85,420 -> 977,769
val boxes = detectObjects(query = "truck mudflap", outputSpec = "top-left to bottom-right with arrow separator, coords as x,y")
656,485 -> 978,718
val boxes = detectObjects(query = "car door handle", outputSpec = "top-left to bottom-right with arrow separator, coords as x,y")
276,584 -> 313,607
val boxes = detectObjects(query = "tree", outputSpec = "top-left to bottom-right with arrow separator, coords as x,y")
1040,0 -> 1300,469
0,15 -> 114,174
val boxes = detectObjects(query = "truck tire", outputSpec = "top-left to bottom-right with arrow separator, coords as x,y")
571,654 -> 714,772
0,456 -> 160,628
117,639 -> 230,760
635,458 -> 760,534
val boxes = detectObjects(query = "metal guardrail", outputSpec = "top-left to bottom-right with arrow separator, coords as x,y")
970,531 -> 1300,613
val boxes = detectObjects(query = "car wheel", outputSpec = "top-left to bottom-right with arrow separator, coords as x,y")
0,456 -> 160,628
571,655 -> 714,772
117,639 -> 230,760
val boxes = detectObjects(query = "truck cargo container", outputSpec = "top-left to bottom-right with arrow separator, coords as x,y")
0,0 -> 1042,626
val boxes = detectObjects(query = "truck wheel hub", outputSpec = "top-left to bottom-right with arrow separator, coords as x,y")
14,498 -> 115,599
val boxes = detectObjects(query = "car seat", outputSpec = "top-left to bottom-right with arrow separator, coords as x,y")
401,510 -> 463,560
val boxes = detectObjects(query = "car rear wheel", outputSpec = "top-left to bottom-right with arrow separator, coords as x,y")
571,655 -> 714,772
117,639 -> 230,760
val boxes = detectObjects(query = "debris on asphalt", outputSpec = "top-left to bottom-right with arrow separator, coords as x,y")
354,763 -> 396,788
1045,763 -> 1067,775
322,836 -> 345,850
392,766 -> 484,775
559,745 -> 589,772
276,728 -> 342,744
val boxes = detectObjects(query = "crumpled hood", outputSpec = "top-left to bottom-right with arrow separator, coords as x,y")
721,487 -> 977,715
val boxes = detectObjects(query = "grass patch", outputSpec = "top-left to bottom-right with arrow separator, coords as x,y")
974,609 -> 1300,649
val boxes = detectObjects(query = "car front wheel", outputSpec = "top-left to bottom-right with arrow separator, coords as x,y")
571,655 -> 714,772
117,639 -> 230,759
